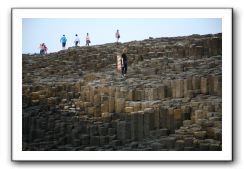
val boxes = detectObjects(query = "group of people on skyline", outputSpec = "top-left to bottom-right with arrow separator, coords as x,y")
39,30 -> 121,55
60,33 -> 91,50
39,29 -> 127,78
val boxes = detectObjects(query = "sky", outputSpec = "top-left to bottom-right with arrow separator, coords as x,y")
22,18 -> 222,54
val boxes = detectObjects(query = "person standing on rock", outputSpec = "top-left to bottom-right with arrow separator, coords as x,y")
74,34 -> 80,47
60,34 -> 67,50
121,47 -> 128,77
86,33 -> 91,46
39,43 -> 45,55
43,43 -> 48,54
39,43 -> 48,55
115,29 -> 120,44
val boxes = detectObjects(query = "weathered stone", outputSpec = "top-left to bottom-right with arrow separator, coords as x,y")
126,89 -> 135,101
183,120 -> 192,127
125,106 -> 134,113
90,136 -> 100,146
157,85 -> 166,99
194,131 -> 207,139
184,76 -> 192,97
192,75 -> 201,90
159,128 -> 169,136
209,143 -> 220,151
199,143 -> 209,151
167,108 -> 175,133
166,137 -> 176,149
201,77 -> 209,94
151,142 -> 163,151
100,136 -> 109,146
154,107 -> 160,129
144,88 -> 158,100
22,34 -> 222,151
108,128 -> 116,136
175,79 -> 184,98
98,126 -> 108,136
81,135 -> 89,146
132,102 -> 142,112
108,97 -> 115,113
115,98 -> 125,113
117,121 -> 130,144
131,111 -> 144,141
175,140 -> 185,151
184,137 -> 193,147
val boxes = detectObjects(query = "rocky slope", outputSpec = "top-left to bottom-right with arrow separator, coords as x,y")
22,33 -> 222,151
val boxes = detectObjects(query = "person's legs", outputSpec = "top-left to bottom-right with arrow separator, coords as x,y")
62,42 -> 66,49
40,49 -> 44,55
121,66 -> 125,76
124,63 -> 127,75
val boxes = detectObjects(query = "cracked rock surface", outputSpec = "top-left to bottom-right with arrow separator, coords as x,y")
22,33 -> 222,151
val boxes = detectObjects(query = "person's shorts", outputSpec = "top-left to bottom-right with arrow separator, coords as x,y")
62,42 -> 66,47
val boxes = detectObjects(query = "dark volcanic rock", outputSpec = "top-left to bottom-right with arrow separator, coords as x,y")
22,34 -> 222,151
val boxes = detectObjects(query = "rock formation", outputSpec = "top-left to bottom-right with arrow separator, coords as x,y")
22,33 -> 222,151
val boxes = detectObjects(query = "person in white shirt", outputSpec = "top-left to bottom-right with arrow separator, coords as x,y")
86,33 -> 91,46
74,34 -> 80,47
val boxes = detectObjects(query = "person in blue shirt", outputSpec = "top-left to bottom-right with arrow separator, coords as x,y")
60,35 -> 67,49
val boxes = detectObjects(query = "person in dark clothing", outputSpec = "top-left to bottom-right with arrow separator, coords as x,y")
115,29 -> 120,44
121,48 -> 128,77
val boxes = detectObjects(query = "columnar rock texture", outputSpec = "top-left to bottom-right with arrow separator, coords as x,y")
22,33 -> 222,151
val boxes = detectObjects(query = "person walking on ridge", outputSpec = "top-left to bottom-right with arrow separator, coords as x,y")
86,33 -> 91,46
60,34 -> 67,50
115,29 -> 120,44
74,34 -> 80,47
39,43 -> 45,55
39,43 -> 48,55
121,47 -> 128,77
44,43 -> 48,54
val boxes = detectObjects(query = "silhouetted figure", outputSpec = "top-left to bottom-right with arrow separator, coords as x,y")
115,29 -> 120,44
121,48 -> 128,77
